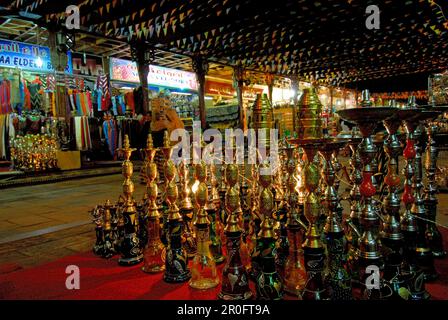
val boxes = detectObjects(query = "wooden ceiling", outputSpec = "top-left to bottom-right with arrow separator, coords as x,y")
1,0 -> 447,88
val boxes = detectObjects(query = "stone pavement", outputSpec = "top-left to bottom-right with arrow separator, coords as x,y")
0,170 -> 447,273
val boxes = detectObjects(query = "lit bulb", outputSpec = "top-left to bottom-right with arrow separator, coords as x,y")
36,56 -> 43,68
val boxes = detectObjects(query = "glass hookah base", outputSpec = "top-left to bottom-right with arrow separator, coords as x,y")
118,254 -> 143,266
189,277 -> 219,290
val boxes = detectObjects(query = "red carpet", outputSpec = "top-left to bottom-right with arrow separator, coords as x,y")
0,232 -> 447,300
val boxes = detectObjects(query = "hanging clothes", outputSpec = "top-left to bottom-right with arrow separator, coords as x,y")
0,78 -> 11,114
28,82 -> 42,111
103,118 -> 117,158
9,69 -> 21,110
74,116 -> 92,151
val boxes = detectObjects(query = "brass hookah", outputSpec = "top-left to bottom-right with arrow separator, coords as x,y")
141,134 -> 165,273
91,205 -> 105,256
218,163 -> 253,300
102,199 -> 115,259
163,144 -> 191,283
283,146 -> 307,297
160,131 -> 173,246
117,135 -> 143,266
189,161 -> 219,289
255,163 -> 283,300
207,162 -> 225,264
178,158 -> 197,258
319,139 -> 353,300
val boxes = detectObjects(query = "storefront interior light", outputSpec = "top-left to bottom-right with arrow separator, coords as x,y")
172,92 -> 192,95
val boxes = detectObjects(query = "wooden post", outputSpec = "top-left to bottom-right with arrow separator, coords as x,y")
192,55 -> 209,129
233,66 -> 245,130
130,41 -> 153,115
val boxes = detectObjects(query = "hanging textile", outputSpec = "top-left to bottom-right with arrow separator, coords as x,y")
74,116 -> 92,151
95,73 -> 111,111
0,78 -> 11,114
102,118 -> 117,158
9,69 -> 21,110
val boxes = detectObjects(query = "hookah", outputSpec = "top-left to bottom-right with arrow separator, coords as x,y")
319,138 -> 353,300
337,90 -> 396,299
160,131 -> 173,247
141,134 -> 165,273
283,146 -> 307,297
218,164 -> 253,300
91,205 -> 105,256
255,163 -> 283,300
207,162 -> 225,264
380,110 -> 409,297
413,109 -> 440,280
163,145 -> 191,283
117,135 -> 143,266
189,161 -> 220,289
178,159 -> 197,259
400,105 -> 431,300
102,200 -> 116,259
424,114 -> 446,258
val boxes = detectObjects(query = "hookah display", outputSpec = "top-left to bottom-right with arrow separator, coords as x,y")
163,143 -> 191,283
160,131 -> 173,246
282,146 -> 307,297
178,159 -> 197,258
218,164 -> 253,300
10,134 -> 59,171
319,139 -> 352,300
255,163 -> 283,300
117,135 -> 143,266
141,134 -> 165,273
189,161 -> 219,289
337,90 -> 396,299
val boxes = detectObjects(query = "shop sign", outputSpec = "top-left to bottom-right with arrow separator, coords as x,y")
72,52 -> 103,76
205,79 -> 263,98
110,57 -> 197,90
0,39 -> 72,73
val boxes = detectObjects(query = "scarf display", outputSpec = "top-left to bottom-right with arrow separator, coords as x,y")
102,118 -> 117,158
74,116 -> 92,151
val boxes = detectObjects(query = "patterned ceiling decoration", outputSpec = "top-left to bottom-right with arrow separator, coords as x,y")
2,0 -> 448,87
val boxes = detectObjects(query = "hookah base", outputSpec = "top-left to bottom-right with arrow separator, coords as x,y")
189,278 -> 219,290
218,291 -> 253,301
284,286 -> 304,298
142,264 -> 165,273
118,254 -> 144,266
213,254 -> 226,264
164,270 -> 191,283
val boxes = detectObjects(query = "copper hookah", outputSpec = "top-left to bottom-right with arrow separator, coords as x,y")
283,146 -> 307,297
218,164 -> 253,300
117,135 -> 143,266
189,161 -> 219,289
254,163 -> 283,300
207,162 -> 225,264
141,134 -> 165,273
337,90 -> 396,299
178,159 -> 197,258
424,116 -> 446,258
273,157 -> 289,272
163,145 -> 191,283
319,139 -> 353,300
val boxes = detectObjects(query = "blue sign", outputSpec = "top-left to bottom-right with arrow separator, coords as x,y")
0,39 -> 72,73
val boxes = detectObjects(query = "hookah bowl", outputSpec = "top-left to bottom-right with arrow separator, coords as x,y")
319,138 -> 353,300
163,161 -> 191,283
255,164 -> 284,300
117,135 -> 143,266
178,159 -> 197,259
218,164 -> 253,300
283,146 -> 307,297
189,162 -> 219,290
424,115 -> 446,258
142,135 -> 165,273
337,106 -> 396,299
289,138 -> 328,300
